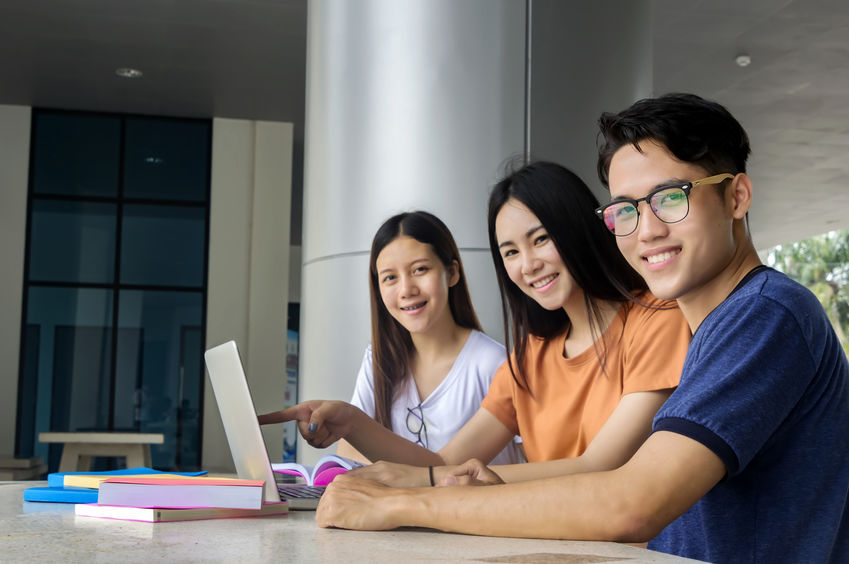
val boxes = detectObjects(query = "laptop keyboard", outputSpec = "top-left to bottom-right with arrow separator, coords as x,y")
277,484 -> 326,499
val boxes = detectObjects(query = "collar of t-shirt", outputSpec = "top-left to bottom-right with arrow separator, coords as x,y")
728,264 -> 771,299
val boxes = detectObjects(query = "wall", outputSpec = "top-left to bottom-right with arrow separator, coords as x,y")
529,0 -> 652,197
0,104 -> 30,457
203,118 -> 293,472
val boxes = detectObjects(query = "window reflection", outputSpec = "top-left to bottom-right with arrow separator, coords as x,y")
29,200 -> 117,284
120,205 -> 206,287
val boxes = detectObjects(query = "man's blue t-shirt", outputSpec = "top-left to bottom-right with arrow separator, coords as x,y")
648,268 -> 849,563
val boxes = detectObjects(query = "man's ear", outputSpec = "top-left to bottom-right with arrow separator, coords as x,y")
447,260 -> 461,287
727,173 -> 753,220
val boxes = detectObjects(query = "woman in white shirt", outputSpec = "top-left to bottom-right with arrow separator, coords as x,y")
278,211 -> 519,465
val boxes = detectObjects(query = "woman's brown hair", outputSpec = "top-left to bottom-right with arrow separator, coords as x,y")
369,211 -> 482,430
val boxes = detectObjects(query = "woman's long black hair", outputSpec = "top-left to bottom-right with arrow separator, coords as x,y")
487,161 -> 646,391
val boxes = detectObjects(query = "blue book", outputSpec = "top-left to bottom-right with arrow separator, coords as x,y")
25,467 -> 208,503
23,486 -> 99,504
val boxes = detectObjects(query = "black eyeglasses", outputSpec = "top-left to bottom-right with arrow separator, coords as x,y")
595,173 -> 734,236
406,403 -> 428,448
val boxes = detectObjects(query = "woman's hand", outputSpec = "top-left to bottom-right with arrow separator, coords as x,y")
257,400 -> 357,448
435,459 -> 505,486
345,460 -> 431,487
344,458 -> 504,488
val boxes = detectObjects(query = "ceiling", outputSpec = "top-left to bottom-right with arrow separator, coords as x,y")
1,0 -> 846,250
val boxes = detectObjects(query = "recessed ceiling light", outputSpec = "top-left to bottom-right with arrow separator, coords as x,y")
735,54 -> 751,68
115,67 -> 143,78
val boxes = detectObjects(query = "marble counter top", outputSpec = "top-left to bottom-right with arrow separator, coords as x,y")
2,482 -> 702,563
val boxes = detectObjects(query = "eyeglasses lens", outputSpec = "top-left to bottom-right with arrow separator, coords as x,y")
602,203 -> 638,236
602,186 -> 690,236
650,187 -> 689,223
406,405 -> 427,447
406,409 -> 423,434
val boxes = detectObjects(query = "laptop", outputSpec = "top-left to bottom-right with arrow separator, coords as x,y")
204,340 -> 324,510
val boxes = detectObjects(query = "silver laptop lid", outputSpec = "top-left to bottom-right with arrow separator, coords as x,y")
204,340 -> 281,503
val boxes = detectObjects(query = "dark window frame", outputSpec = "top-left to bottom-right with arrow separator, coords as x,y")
16,108 -> 211,471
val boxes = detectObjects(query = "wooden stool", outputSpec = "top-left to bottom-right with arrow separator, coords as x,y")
38,432 -> 165,472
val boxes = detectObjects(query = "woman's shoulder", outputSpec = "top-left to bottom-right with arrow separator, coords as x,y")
623,291 -> 680,318
469,329 -> 506,352
620,291 -> 688,335
461,330 -> 507,370
358,343 -> 374,374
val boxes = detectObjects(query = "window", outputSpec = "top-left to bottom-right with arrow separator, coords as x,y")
17,110 -> 211,471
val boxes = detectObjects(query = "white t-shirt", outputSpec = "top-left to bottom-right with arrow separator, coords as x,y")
350,330 -> 520,465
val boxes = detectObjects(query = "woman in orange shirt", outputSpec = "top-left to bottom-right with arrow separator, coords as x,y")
260,161 -> 690,485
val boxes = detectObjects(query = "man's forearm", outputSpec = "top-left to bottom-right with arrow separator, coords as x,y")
401,470 -> 647,541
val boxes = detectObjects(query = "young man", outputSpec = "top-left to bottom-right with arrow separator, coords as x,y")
594,93 -> 849,561
315,94 -> 849,563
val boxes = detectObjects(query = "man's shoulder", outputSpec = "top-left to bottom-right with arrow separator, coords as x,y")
733,269 -> 820,315
703,268 -> 827,339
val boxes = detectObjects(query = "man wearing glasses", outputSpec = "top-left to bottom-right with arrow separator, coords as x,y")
316,94 -> 849,563
594,93 -> 848,561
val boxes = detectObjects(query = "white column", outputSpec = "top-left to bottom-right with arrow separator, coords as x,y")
300,0 -> 526,465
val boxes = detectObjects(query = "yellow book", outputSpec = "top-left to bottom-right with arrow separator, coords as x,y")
64,473 -> 196,489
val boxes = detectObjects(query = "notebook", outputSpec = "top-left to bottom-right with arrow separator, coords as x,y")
204,340 -> 324,510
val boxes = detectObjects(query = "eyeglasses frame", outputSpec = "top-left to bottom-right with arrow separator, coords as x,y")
406,403 -> 428,448
595,173 -> 735,237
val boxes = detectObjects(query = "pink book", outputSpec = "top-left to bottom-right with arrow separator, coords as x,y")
98,476 -> 265,509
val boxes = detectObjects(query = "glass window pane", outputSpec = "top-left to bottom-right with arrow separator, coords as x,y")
118,290 -> 203,469
123,118 -> 210,202
28,200 -> 117,284
120,204 -> 206,287
23,286 -> 113,471
31,113 -> 121,197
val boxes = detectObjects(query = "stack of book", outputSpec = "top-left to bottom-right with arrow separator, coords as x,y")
24,467 -> 287,522
23,467 -> 207,504
76,475 -> 288,522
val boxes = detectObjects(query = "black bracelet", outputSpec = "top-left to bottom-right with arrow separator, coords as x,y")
428,465 -> 435,487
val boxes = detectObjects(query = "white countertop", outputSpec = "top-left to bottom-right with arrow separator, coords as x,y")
2,481 -> 703,563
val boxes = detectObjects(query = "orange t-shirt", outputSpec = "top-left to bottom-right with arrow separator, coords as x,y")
481,294 -> 690,462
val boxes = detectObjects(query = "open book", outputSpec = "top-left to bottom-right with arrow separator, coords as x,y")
271,454 -> 364,486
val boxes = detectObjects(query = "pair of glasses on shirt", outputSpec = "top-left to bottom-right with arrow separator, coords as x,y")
595,173 -> 734,236
406,404 -> 429,448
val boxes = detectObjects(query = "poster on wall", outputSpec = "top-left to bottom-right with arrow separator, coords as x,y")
282,329 -> 299,462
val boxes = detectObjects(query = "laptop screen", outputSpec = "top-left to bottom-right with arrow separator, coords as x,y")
204,341 -> 281,503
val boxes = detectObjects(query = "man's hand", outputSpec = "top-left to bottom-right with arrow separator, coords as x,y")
317,475 -> 413,530
257,400 -> 356,448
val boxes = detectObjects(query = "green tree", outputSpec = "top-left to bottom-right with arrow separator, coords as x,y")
766,229 -> 849,355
